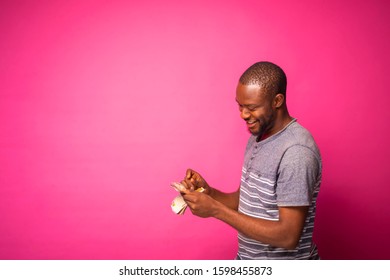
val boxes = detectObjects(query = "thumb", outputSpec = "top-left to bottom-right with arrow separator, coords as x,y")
186,169 -> 194,180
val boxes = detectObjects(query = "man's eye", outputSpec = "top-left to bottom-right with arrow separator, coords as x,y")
238,104 -> 259,112
248,106 -> 258,111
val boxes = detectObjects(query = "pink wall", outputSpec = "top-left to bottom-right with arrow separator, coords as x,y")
1,0 -> 389,260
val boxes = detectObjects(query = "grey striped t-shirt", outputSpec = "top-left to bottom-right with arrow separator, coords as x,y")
237,119 -> 321,260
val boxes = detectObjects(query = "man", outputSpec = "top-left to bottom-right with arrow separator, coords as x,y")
181,61 -> 322,259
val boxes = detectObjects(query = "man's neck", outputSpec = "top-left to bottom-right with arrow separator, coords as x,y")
257,111 -> 293,142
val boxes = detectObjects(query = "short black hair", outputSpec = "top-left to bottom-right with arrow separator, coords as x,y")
239,61 -> 287,96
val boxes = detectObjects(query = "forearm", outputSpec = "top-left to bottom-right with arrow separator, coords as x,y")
209,187 -> 239,211
212,203 -> 307,249
184,182 -> 305,249
183,169 -> 240,210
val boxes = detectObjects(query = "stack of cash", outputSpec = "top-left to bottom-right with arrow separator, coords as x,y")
170,182 -> 204,215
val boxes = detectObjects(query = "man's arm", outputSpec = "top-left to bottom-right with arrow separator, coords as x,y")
181,168 -> 240,210
181,168 -> 308,249
182,190 -> 308,250
214,202 -> 308,249
208,187 -> 240,211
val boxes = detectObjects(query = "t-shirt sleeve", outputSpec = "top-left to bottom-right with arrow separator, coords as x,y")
276,144 -> 321,206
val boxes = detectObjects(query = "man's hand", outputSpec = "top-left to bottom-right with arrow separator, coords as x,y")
181,169 -> 212,195
182,190 -> 220,218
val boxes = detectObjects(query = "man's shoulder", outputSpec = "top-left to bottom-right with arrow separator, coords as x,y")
283,121 -> 320,156
286,121 -> 313,138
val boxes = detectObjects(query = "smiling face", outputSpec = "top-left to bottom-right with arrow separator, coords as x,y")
236,82 -> 278,140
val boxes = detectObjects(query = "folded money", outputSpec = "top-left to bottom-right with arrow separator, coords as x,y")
170,182 -> 204,215
171,182 -> 187,192
171,195 -> 188,215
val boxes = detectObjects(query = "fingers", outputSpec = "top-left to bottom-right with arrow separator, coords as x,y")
182,191 -> 199,204
182,192 -> 214,218
184,169 -> 198,191
186,169 -> 194,180
180,179 -> 195,191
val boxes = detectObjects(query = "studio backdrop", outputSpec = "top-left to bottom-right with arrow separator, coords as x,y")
1,0 -> 389,259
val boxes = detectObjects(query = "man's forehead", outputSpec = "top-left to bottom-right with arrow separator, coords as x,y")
237,82 -> 263,90
236,83 -> 266,102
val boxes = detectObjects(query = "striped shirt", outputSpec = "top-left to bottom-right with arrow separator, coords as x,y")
237,119 -> 322,260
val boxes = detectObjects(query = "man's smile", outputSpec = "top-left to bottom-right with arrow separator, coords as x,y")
246,120 -> 258,128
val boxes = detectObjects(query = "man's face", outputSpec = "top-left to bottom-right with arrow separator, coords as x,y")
235,83 -> 276,139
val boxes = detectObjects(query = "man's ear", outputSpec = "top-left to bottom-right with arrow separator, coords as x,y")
273,93 -> 285,109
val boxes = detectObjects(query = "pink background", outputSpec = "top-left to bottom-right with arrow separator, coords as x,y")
1,0 -> 389,260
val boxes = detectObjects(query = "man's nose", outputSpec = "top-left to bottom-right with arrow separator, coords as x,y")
240,107 -> 250,120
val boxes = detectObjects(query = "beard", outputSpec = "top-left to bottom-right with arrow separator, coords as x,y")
254,111 -> 276,141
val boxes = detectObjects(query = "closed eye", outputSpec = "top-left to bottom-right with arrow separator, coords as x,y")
237,104 -> 260,112
236,99 -> 261,112
247,105 -> 260,111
